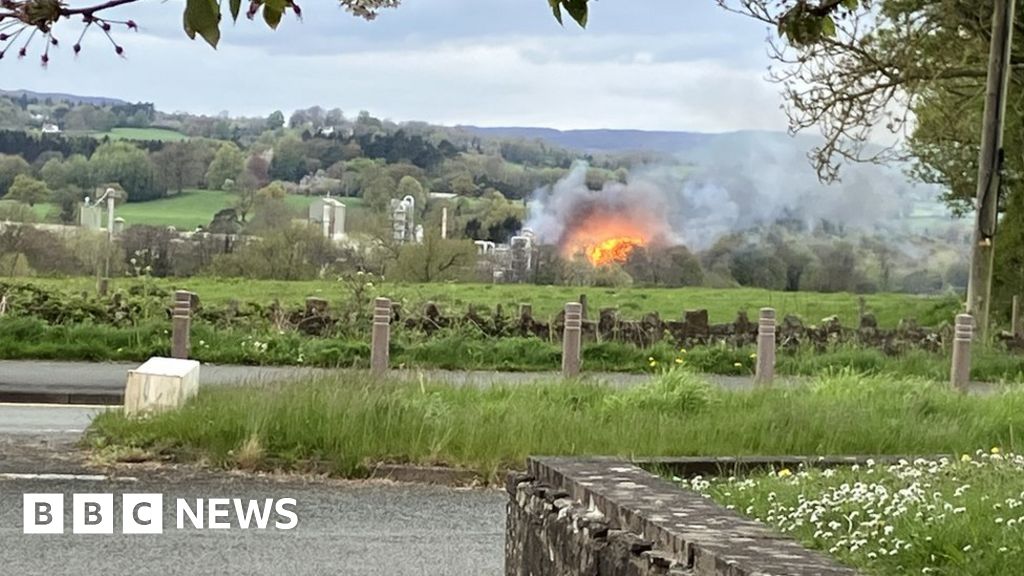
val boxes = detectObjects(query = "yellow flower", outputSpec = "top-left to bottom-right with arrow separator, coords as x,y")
649,361 -> 658,367
648,356 -> 655,362
961,454 -> 973,463
674,358 -> 684,364
778,468 -> 792,478
733,362 -> 743,368
749,352 -> 757,359
679,348 -> 687,354
991,447 -> 1001,455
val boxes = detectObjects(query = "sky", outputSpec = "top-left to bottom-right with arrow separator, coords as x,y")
2,0 -> 787,132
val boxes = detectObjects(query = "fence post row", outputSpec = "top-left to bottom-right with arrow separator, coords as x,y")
370,297 -> 392,377
754,307 -> 776,386
171,290 -> 194,360
950,313 -> 974,392
562,302 -> 583,379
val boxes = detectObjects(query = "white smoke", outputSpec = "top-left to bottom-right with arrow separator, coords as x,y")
526,131 -> 936,250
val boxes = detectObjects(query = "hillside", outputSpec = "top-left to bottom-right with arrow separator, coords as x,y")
0,89 -> 128,107
459,126 -> 715,153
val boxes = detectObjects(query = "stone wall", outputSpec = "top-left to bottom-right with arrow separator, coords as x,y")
403,304 -> 950,353
507,457 -> 857,576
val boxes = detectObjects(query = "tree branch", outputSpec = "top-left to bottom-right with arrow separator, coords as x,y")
60,0 -> 139,18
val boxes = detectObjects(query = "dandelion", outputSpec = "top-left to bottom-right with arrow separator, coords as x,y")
778,468 -> 793,478
991,447 -> 1002,455
749,352 -> 757,359
733,362 -> 743,368
649,361 -> 658,368
674,358 -> 684,364
961,454 -> 973,463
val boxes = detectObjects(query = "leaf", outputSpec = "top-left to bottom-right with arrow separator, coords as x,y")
841,0 -> 859,9
263,4 -> 283,29
563,0 -> 588,28
230,0 -> 241,22
548,0 -> 563,25
183,0 -> 222,48
820,15 -> 837,38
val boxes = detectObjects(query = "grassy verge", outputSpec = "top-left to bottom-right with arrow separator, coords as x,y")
89,371 -> 1024,480
689,453 -> 1024,575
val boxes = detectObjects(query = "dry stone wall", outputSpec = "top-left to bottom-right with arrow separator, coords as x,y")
507,457 -> 858,576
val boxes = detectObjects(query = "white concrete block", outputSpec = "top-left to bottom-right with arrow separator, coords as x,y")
124,357 -> 201,416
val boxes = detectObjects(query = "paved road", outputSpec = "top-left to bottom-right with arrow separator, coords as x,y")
0,403 -> 110,435
0,360 -> 668,400
0,402 -> 506,575
0,472 -> 506,575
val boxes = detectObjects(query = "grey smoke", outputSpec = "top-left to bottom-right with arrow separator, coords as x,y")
526,131 -> 942,250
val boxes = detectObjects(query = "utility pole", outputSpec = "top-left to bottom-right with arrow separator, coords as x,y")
967,0 -> 1016,341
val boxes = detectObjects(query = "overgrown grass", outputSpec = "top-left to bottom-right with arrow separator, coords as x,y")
88,371 -> 1024,481
690,453 -> 1024,575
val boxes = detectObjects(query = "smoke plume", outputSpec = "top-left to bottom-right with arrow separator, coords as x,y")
526,131 -> 936,252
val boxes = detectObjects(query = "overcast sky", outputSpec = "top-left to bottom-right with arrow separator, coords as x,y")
2,0 -> 786,132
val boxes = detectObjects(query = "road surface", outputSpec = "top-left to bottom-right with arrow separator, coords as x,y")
0,359 -> 772,404
0,403 -> 109,435
0,402 -> 506,575
0,471 -> 506,575
0,360 -> 664,403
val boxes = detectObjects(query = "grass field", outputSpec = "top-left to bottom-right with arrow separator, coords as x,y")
87,371 -> 1024,480
94,127 -> 190,142
9,189 -> 367,230
13,275 -> 960,327
113,189 -> 331,229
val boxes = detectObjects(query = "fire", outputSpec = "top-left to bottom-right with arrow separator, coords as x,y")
586,237 -> 645,266
561,214 -> 650,267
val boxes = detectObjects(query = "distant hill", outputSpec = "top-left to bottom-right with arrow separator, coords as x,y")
0,89 -> 128,107
459,126 -> 717,154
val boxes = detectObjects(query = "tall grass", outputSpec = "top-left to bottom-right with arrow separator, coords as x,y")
89,371 -> 1024,480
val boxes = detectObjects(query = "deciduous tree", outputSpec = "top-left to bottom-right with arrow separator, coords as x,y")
4,174 -> 51,206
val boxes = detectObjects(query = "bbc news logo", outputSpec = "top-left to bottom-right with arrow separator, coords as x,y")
22,494 -> 298,534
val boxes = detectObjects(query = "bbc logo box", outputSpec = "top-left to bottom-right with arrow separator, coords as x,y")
24,494 -> 163,535
22,493 -> 298,534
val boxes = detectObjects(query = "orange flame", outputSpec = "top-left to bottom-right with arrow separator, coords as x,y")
586,237 -> 645,266
562,214 -> 649,267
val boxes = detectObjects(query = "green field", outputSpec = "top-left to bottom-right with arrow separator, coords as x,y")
8,188 -> 366,228
94,127 -> 190,142
114,189 -> 332,229
15,276 -> 959,327
9,188 -> 366,230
